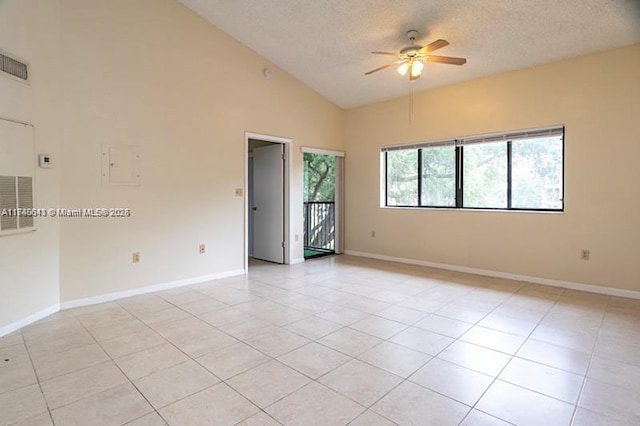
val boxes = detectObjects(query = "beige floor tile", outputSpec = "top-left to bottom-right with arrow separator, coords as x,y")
136,307 -> 193,327
389,327 -> 454,355
284,316 -> 343,340
587,355 -> 640,392
572,407 -> 629,426
218,318 -> 278,340
75,306 -> 134,328
438,341 -> 511,376
266,381 -> 364,425
0,343 -> 30,366
25,330 -> 95,359
579,378 -> 640,423
31,343 -> 109,381
461,326 -> 526,355
161,290 -> 210,306
175,297 -> 227,315
0,332 -> 23,349
358,341 -> 431,378
51,383 -> 153,426
476,380 -> 574,426
253,307 -> 309,326
372,381 -> 470,426
318,359 -> 402,406
13,412 -> 53,426
368,289 -> 410,304
244,328 -> 310,357
125,412 -> 167,426
118,295 -> 174,316
435,303 -> 490,324
151,317 -> 212,338
414,314 -> 473,338
348,410 -> 396,426
499,357 -> 583,403
41,360 -> 128,409
593,337 -> 640,366
316,307 -> 369,326
318,328 -> 383,357
477,313 -> 538,337
99,329 -> 166,359
227,360 -> 310,408
86,317 -> 150,342
134,360 -> 219,409
166,327 -> 238,358
410,358 -> 493,406
459,410 -> 511,426
278,342 -> 351,379
11,256 -> 640,425
198,307 -> 257,327
516,338 -> 591,375
0,384 -> 48,426
348,297 -> 391,315
529,324 -> 598,353
115,343 -> 190,380
0,359 -> 37,395
235,411 -> 280,425
375,306 -> 427,325
196,342 -> 271,380
349,316 -> 407,340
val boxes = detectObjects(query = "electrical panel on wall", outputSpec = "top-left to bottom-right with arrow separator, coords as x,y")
0,119 -> 35,236
101,144 -> 141,186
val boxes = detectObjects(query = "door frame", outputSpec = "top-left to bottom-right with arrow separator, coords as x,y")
245,132 -> 292,271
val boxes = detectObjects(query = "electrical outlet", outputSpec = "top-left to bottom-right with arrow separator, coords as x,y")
199,244 -> 206,254
235,188 -> 243,197
295,234 -> 299,241
132,252 -> 140,263
581,249 -> 590,260
371,230 -> 376,238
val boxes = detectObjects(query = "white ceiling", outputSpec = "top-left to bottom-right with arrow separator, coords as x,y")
179,0 -> 640,109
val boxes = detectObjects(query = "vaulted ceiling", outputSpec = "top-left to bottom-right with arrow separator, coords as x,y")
179,0 -> 640,109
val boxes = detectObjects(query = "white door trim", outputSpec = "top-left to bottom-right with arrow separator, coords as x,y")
245,132 -> 292,271
301,146 -> 345,157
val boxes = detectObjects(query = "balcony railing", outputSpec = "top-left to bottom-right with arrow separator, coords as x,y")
304,201 -> 335,251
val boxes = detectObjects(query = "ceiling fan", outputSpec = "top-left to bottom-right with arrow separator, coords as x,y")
365,30 -> 467,80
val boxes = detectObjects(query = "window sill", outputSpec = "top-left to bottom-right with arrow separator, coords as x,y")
380,206 -> 564,214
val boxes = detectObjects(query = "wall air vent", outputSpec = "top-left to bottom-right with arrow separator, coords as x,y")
0,50 -> 29,83
0,119 -> 35,236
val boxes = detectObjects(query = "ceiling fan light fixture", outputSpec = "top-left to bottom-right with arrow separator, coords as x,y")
397,62 -> 410,76
411,60 -> 424,78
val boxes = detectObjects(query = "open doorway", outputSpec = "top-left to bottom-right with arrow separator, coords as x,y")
302,148 -> 345,260
245,133 -> 291,270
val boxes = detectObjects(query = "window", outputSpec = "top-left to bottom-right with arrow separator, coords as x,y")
382,127 -> 564,211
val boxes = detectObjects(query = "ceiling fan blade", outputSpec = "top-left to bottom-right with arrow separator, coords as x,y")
425,55 -> 467,65
371,51 -> 398,56
364,60 -> 405,75
418,39 -> 449,54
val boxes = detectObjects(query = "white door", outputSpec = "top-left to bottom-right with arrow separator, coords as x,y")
252,144 -> 284,263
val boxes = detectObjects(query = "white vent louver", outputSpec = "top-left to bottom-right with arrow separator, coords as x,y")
0,51 -> 29,82
0,119 -> 35,235
0,176 -> 33,231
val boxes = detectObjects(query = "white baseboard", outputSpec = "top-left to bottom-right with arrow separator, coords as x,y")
60,269 -> 246,310
344,250 -> 640,300
290,258 -> 305,265
0,304 -> 60,338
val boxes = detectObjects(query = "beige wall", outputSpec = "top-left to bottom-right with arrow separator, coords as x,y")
345,44 -> 640,292
1,0 -> 343,331
0,0 -> 62,330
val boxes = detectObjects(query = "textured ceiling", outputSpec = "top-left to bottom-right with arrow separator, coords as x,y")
179,0 -> 640,109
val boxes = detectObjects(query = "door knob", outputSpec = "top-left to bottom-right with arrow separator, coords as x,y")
252,207 -> 257,211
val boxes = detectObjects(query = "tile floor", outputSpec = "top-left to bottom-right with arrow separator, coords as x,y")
1,255 -> 640,425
